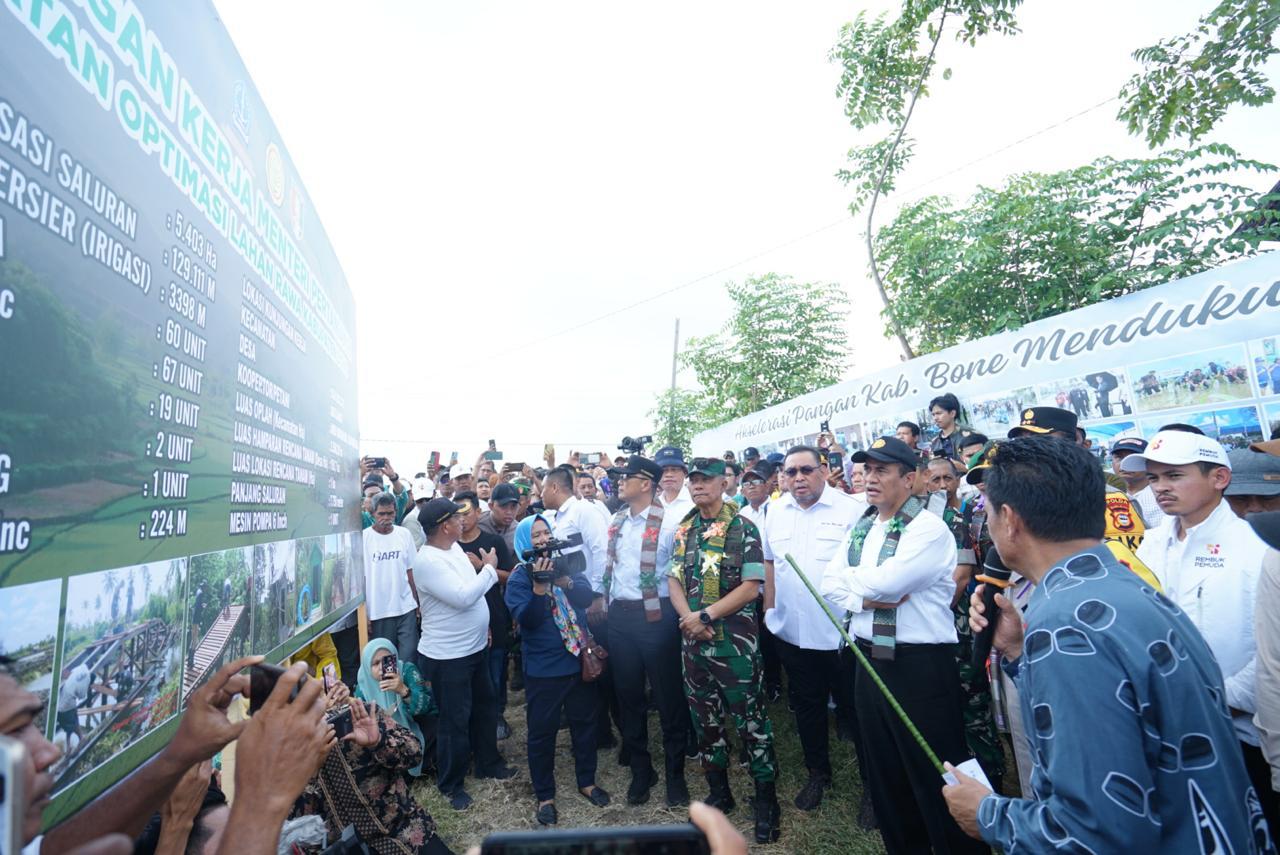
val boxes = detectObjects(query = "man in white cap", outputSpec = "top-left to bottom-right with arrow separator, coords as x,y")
1126,429 -> 1276,829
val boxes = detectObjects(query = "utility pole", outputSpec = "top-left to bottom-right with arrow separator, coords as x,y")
669,318 -> 679,441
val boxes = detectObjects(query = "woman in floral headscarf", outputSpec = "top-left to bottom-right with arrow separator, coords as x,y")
505,513 -> 609,825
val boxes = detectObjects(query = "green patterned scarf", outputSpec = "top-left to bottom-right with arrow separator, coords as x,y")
847,494 -> 924,660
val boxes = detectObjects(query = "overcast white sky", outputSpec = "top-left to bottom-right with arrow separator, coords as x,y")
213,0 -> 1279,471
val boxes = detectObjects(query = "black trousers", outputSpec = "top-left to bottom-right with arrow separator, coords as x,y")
608,599 -> 688,779
420,649 -> 502,796
330,625 -> 361,690
1241,741 -> 1280,835
590,614 -> 623,743
855,641 -> 989,855
759,610 -> 783,690
776,637 -> 855,778
525,672 -> 598,801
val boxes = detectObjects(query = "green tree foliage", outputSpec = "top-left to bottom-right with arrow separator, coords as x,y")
1119,0 -> 1280,147
873,144 -> 1280,353
830,3 -> 1025,357
672,274 -> 849,428
646,388 -> 704,454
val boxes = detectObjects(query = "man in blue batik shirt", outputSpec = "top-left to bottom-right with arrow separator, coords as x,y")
944,436 -> 1273,853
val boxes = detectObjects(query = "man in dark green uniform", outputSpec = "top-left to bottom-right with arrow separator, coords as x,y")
668,457 -> 780,844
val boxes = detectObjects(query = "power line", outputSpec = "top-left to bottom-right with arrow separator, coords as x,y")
491,94 -> 1120,356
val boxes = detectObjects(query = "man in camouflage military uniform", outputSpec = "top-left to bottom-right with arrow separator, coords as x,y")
668,457 -> 780,844
926,456 -> 1006,792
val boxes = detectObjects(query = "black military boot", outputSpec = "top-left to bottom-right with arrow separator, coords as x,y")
704,770 -> 736,814
753,780 -> 781,844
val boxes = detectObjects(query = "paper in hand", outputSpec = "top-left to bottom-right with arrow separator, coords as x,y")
942,757 -> 994,790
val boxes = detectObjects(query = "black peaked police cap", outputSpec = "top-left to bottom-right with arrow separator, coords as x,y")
1007,406 -> 1078,438
421,497 -> 463,527
851,437 -> 919,470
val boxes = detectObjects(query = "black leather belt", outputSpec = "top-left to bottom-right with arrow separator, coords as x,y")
609,598 -> 670,613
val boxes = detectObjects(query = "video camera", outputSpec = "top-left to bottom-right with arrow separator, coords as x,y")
618,435 -> 653,454
520,532 -> 586,584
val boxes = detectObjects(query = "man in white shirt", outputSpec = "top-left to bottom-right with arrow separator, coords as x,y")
762,445 -> 858,812
1110,436 -> 1166,526
1126,429 -> 1276,830
576,470 -> 614,526
654,445 -> 695,520
1250,507 -> 1280,791
413,497 -> 517,809
823,436 -> 987,855
362,492 -> 421,664
600,455 -> 689,807
543,465 -> 618,746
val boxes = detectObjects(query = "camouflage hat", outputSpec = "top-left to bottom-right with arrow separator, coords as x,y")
688,457 -> 727,477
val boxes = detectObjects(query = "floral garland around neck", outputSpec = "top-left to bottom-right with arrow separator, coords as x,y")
675,502 -> 738,640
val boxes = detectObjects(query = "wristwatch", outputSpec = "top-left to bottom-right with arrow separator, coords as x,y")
698,610 -> 713,626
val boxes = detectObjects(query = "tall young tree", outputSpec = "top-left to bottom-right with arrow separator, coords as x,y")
674,273 -> 849,428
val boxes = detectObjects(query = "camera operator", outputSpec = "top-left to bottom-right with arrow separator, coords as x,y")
541,465 -> 618,747
504,514 -> 609,825
289,672 -> 455,854
413,497 -> 516,810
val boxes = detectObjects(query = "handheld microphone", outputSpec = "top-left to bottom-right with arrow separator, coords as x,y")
970,547 -> 1014,674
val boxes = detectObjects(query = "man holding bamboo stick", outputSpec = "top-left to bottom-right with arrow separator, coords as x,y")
823,436 -> 989,855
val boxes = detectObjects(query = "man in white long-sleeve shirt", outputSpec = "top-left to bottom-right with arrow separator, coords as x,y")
822,436 -> 987,855
414,497 -> 516,810
1126,430 -> 1275,831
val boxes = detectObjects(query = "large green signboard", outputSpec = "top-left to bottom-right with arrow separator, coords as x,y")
0,0 -> 363,819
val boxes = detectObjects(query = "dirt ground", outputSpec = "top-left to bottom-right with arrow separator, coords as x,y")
412,682 -> 893,854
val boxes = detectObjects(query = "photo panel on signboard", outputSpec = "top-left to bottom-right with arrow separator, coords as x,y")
1266,402 -> 1280,440
965,387 -> 1040,437
1127,344 -> 1254,414
1078,420 -> 1139,465
1036,370 -> 1135,422
54,560 -> 187,792
1249,334 -> 1280,399
833,423 -> 865,454
1138,405 -> 1265,448
293,536 -> 327,631
251,539 -> 298,654
325,532 -> 350,614
182,546 -> 253,702
0,577 -> 63,734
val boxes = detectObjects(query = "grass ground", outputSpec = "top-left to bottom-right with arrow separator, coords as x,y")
412,684 -> 895,854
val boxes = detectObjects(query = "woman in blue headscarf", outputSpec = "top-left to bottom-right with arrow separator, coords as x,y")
356,637 -> 435,777
506,513 -> 608,826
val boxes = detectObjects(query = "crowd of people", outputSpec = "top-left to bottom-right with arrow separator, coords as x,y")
8,397 -> 1280,854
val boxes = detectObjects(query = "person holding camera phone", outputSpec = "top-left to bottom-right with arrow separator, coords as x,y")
355,639 -> 437,777
290,677 -> 455,855
505,513 -> 609,826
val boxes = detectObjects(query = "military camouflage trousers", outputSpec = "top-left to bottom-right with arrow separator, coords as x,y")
681,646 -> 777,782
954,603 -> 1006,790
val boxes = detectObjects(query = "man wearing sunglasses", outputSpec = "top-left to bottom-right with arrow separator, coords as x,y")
761,445 -> 860,812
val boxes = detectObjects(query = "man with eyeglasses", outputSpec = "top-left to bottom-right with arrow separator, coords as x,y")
601,455 -> 690,807
823,437 -> 989,855
761,445 -> 860,812
668,457 -> 781,844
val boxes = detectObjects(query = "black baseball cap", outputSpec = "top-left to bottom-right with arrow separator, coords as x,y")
1111,437 -> 1149,457
608,455 -> 663,482
491,483 -> 521,506
1008,406 -> 1078,438
744,460 -> 774,481
421,497 -> 463,527
743,447 -> 761,461
851,436 -> 919,469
